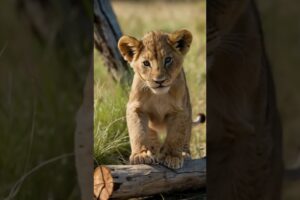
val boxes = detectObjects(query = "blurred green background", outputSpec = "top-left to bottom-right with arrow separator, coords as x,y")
94,0 -> 206,165
0,0 -> 92,199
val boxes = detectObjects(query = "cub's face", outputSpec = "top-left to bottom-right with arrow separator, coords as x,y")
118,30 -> 192,94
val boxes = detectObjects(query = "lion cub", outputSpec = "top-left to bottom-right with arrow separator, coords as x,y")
118,30 -> 193,169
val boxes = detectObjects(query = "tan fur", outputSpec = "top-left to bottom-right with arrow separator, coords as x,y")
118,30 -> 193,169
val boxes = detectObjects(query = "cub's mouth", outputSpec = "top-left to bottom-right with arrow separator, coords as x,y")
156,85 -> 166,88
150,85 -> 170,94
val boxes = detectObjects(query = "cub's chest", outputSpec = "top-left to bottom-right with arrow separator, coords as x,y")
143,95 -> 183,122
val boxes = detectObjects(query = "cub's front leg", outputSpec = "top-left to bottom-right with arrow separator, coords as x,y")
159,111 -> 191,169
126,103 -> 156,165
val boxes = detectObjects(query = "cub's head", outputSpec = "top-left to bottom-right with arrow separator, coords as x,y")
118,29 -> 192,95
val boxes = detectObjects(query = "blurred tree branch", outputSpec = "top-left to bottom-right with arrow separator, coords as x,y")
94,0 -> 131,84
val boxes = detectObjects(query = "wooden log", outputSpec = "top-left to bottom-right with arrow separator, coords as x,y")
94,159 -> 206,200
94,166 -> 114,200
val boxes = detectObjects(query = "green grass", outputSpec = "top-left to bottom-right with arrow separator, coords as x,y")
94,0 -> 206,164
94,80 -> 130,164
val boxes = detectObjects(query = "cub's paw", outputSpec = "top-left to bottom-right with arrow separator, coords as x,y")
161,155 -> 183,169
129,150 -> 156,165
182,151 -> 191,160
158,151 -> 184,169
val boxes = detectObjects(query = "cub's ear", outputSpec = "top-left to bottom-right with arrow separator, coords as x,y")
168,29 -> 193,55
118,35 -> 141,63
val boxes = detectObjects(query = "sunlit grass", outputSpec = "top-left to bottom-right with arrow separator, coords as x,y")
94,78 -> 130,165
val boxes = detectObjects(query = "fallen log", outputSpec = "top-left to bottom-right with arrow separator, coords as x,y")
94,158 -> 206,200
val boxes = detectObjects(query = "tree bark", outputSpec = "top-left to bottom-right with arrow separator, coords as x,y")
75,66 -> 94,200
94,159 -> 206,200
94,0 -> 131,84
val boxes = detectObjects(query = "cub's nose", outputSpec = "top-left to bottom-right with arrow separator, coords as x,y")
153,79 -> 166,85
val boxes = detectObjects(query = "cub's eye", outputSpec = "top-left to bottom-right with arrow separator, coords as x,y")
165,57 -> 173,66
143,60 -> 151,67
